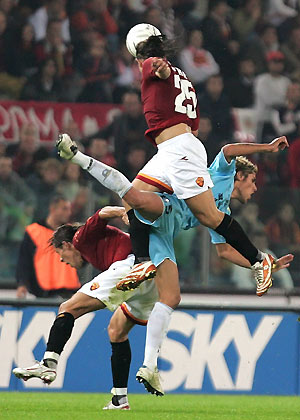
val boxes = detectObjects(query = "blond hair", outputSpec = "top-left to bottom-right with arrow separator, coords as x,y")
235,156 -> 258,178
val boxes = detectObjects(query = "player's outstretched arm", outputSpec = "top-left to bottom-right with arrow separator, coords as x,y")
223,136 -> 289,162
216,243 -> 294,273
99,206 -> 129,225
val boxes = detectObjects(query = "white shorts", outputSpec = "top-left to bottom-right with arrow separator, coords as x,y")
137,133 -> 214,199
79,254 -> 158,324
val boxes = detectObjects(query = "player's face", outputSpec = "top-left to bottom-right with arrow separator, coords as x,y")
56,243 -> 83,269
238,173 -> 257,203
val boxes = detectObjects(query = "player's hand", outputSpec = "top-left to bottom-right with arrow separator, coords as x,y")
16,285 -> 28,298
152,57 -> 171,79
268,136 -> 289,152
99,206 -> 127,220
272,253 -> 294,273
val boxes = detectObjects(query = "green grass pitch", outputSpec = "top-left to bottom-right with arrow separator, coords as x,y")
1,392 -> 300,420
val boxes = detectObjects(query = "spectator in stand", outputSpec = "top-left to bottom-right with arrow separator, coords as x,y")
225,57 -> 256,108
16,195 -> 80,298
20,57 -> 64,101
5,22 -> 37,78
197,73 -> 234,143
56,161 -> 84,203
197,114 -> 218,165
265,202 -> 300,280
83,136 -> 119,209
254,50 -> 291,140
270,81 -> 300,141
231,0 -> 262,43
70,0 -> 118,51
281,25 -> 300,82
242,23 -> 279,75
178,29 -> 219,94
264,0 -> 298,27
287,135 -> 300,188
29,0 -> 70,43
0,10 -> 26,99
5,122 -> 49,178
76,36 -> 117,103
201,0 -> 240,78
119,145 -> 148,181
26,157 -> 63,221
255,152 -> 285,188
87,137 -> 116,167
113,42 -> 140,103
0,155 -> 36,240
108,0 -> 139,40
235,202 -> 265,238
34,19 -> 73,78
99,90 -> 154,169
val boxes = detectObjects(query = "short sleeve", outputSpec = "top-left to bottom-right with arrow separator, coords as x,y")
73,210 -> 107,247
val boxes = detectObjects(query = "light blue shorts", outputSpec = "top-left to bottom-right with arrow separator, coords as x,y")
135,193 -> 199,267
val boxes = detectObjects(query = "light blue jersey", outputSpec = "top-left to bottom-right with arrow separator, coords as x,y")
208,149 -> 236,244
135,194 -> 200,267
135,148 -> 236,266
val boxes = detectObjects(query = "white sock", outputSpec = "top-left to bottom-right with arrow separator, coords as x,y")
113,387 -> 127,396
72,151 -> 132,198
43,351 -> 59,368
143,302 -> 173,371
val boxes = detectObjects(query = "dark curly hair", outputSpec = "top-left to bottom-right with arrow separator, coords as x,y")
50,223 -> 83,249
136,35 -> 177,59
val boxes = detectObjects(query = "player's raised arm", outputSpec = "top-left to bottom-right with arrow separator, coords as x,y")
222,136 -> 289,162
151,57 -> 171,79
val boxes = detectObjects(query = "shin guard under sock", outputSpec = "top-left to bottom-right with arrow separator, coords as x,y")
127,209 -> 151,263
215,214 -> 260,265
111,340 -> 131,389
46,312 -> 75,355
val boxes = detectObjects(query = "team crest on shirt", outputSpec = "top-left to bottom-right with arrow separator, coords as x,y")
196,177 -> 204,187
90,281 -> 100,291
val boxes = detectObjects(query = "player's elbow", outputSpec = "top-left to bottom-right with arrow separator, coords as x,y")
215,244 -> 228,259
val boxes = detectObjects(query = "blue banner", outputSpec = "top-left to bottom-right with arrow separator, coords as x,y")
0,306 -> 299,395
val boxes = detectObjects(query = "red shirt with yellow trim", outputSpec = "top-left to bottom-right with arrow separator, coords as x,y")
73,210 -> 132,272
141,57 -> 200,145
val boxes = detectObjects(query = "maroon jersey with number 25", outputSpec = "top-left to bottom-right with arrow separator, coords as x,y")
141,57 -> 200,145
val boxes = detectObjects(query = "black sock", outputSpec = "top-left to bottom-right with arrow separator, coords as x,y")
111,340 -> 131,389
45,312 -> 75,355
128,209 -> 150,263
215,214 -> 260,266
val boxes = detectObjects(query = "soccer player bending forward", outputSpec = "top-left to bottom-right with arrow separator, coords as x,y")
13,206 -> 158,410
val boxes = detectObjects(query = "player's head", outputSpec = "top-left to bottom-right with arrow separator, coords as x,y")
232,156 -> 258,204
50,223 -> 84,269
126,23 -> 174,61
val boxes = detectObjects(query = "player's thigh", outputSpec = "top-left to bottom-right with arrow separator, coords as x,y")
123,188 -> 164,222
59,291 -> 105,319
108,306 -> 135,342
185,189 -> 224,229
155,259 -> 181,308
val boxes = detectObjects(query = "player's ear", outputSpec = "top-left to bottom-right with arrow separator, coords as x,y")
235,171 -> 245,181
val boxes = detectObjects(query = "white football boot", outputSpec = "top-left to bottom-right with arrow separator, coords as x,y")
13,361 -> 57,384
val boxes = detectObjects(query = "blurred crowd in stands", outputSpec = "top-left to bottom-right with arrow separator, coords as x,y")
1,0 -> 300,293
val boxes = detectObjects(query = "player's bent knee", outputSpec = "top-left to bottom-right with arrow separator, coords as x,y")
107,323 -> 127,342
160,293 -> 181,309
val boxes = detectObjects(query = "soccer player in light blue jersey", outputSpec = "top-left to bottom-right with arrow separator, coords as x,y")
56,133 -> 292,397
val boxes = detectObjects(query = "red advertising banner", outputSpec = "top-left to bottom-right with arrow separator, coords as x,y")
0,100 -> 122,143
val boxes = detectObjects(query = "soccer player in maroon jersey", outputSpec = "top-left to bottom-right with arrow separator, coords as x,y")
13,206 -> 158,410
55,24 -> 283,396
